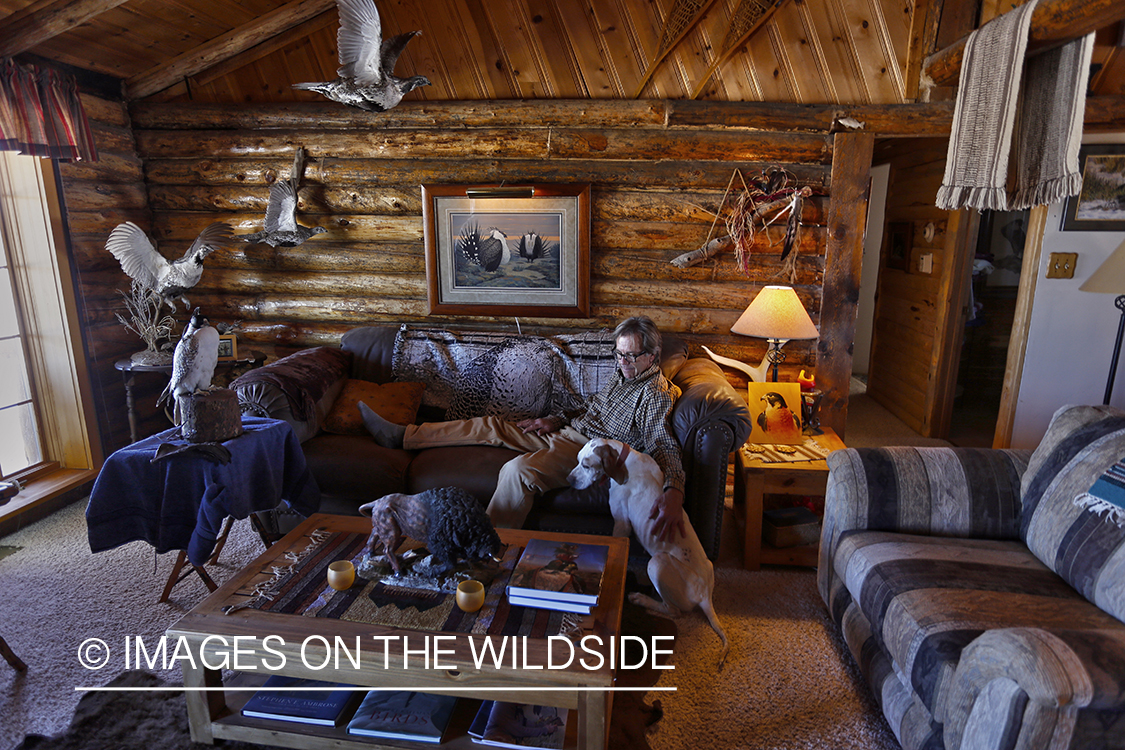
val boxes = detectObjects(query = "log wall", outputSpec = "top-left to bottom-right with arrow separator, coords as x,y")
70,99 -> 850,452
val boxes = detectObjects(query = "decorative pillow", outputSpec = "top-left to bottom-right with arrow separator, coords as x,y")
1020,404 -> 1125,622
322,380 -> 424,436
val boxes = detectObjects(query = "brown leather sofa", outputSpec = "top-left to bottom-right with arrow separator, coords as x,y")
233,325 -> 751,559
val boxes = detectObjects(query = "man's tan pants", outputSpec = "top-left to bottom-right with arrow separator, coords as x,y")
403,416 -> 588,528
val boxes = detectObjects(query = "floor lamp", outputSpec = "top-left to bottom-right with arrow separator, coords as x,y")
1079,239 -> 1125,405
729,285 -> 819,382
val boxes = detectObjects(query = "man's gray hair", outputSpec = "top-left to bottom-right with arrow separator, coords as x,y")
614,316 -> 662,357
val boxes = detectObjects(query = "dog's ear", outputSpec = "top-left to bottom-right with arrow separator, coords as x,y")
594,443 -> 628,485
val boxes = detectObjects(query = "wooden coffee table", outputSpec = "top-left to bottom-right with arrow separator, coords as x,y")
169,514 -> 629,750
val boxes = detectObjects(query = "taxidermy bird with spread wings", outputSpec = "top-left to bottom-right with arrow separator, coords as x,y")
157,308 -> 219,425
106,221 -> 233,312
292,0 -> 430,112
240,147 -> 327,247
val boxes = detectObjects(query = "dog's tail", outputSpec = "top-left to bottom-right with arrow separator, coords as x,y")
700,600 -> 730,668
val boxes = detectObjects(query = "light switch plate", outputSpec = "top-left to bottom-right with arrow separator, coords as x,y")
1046,252 -> 1077,279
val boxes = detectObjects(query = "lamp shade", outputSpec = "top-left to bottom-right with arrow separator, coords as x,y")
731,285 -> 819,340
1079,238 -> 1125,294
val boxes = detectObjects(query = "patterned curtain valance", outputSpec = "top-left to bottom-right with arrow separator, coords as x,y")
0,58 -> 98,162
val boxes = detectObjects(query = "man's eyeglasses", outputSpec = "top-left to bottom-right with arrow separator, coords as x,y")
613,350 -> 650,364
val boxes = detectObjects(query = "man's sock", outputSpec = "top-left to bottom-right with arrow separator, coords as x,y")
358,401 -> 405,449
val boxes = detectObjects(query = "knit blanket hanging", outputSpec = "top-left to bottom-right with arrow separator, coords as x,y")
1075,459 -> 1125,527
391,325 -> 617,422
936,0 -> 1095,211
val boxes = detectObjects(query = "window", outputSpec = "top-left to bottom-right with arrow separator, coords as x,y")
0,151 -> 100,504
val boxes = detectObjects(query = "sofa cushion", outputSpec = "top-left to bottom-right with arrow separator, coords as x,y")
301,433 -> 412,500
834,530 -> 1116,720
322,379 -> 425,435
1021,404 -> 1125,622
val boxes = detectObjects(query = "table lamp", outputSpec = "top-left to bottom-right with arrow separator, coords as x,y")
730,285 -> 820,381
1079,238 -> 1125,405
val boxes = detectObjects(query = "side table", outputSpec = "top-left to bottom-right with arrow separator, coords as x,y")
733,428 -> 846,570
114,351 -> 266,443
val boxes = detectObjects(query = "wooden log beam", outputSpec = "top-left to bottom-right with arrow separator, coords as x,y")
923,0 -> 1125,87
0,0 -> 130,58
818,132 -> 874,440
125,0 -> 338,100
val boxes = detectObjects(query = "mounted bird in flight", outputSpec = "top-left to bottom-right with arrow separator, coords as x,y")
105,221 -> 233,312
292,0 -> 431,112
240,147 -> 327,247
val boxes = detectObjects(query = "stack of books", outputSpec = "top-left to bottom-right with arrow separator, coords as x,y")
506,538 -> 608,614
240,676 -> 357,726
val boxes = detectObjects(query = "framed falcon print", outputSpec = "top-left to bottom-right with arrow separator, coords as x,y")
422,183 -> 590,318
746,382 -> 804,445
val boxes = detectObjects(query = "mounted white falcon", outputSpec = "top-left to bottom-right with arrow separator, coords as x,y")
157,308 -> 219,425
105,221 -> 233,312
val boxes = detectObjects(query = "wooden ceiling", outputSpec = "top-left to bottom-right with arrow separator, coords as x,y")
0,0 -> 1122,107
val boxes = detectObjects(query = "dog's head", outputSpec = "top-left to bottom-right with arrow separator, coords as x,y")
568,438 -> 629,490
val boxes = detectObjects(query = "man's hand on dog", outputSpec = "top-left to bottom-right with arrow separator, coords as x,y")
518,416 -> 562,436
650,487 -> 686,542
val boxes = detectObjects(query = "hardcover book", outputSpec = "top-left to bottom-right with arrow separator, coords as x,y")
507,538 -> 608,606
469,700 -> 568,749
507,593 -> 592,615
240,676 -> 356,726
346,690 -> 458,743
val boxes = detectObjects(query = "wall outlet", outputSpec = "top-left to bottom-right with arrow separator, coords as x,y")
1046,252 -> 1078,279
917,252 -> 933,274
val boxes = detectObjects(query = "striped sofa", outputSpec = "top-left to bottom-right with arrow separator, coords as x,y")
818,404 -> 1125,750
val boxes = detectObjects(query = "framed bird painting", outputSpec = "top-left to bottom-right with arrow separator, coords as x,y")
746,382 -> 805,446
422,184 -> 590,318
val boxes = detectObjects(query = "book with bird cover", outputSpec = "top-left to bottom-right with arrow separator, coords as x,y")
506,538 -> 608,606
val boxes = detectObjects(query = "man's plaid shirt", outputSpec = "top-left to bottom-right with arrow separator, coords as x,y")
566,363 -> 685,494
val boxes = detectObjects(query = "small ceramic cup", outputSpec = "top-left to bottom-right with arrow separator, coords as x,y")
327,560 -> 356,591
456,580 -> 485,612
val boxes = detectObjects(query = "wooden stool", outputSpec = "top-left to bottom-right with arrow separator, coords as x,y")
159,516 -> 233,603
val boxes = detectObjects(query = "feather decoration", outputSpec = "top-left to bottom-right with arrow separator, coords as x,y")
778,189 -> 804,283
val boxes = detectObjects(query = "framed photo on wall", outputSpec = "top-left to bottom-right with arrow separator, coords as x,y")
422,183 -> 591,317
746,382 -> 804,445
1061,145 -> 1125,232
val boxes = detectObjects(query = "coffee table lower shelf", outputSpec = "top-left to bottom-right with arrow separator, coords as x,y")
208,672 -> 583,750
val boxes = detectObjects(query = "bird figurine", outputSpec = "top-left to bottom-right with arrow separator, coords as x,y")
106,221 -> 233,312
459,224 -> 510,272
157,308 -> 219,425
292,0 -> 431,112
240,147 -> 327,247
757,392 -> 802,442
516,232 -> 550,262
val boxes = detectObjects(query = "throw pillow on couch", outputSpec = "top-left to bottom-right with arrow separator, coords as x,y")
322,380 -> 425,435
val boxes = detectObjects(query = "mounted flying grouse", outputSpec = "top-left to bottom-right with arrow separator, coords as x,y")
292,0 -> 431,112
157,308 -> 219,425
459,224 -> 510,272
240,147 -> 327,247
106,221 -> 233,312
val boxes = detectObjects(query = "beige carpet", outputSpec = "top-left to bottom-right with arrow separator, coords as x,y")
0,496 -> 899,750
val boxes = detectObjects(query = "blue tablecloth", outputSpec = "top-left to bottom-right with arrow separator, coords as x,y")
86,417 -> 320,565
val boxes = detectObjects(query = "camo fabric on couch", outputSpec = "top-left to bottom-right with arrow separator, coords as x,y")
819,407 -> 1125,750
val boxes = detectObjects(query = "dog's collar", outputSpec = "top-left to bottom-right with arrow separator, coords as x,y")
615,442 -> 631,469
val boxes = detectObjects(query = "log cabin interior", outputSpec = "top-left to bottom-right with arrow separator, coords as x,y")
0,0 -> 1123,531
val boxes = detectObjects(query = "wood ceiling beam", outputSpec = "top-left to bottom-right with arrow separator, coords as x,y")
0,0 -> 130,59
923,0 -> 1125,87
124,0 -> 337,100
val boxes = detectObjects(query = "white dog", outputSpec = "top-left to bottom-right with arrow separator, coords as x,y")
568,438 -> 729,666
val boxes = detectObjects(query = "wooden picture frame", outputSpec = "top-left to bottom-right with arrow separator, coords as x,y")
746,382 -> 804,445
216,334 -> 238,362
422,184 -> 591,317
1061,145 -> 1125,231
885,221 -> 912,271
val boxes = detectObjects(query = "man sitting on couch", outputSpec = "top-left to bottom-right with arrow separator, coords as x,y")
359,316 -> 687,542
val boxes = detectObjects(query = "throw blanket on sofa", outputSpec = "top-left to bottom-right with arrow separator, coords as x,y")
392,326 -> 618,421
230,346 -> 351,421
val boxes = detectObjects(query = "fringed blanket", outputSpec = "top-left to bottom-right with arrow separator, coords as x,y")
1076,459 -> 1125,527
233,530 -> 583,637
936,0 -> 1094,211
392,326 -> 618,421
